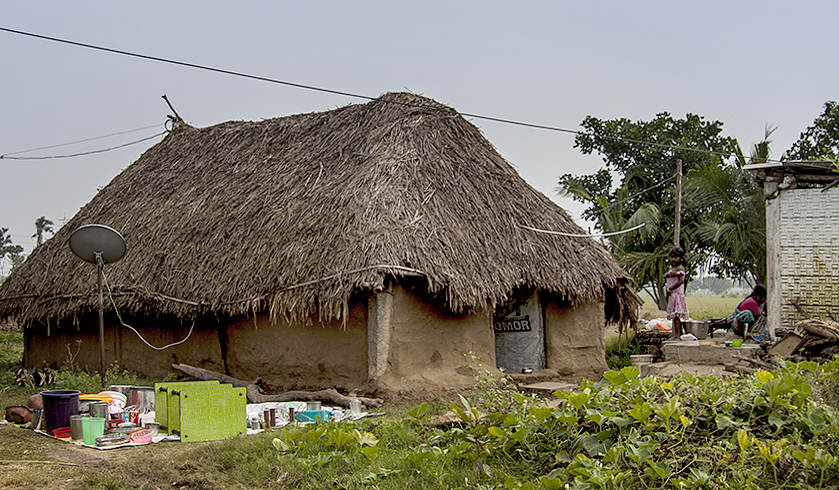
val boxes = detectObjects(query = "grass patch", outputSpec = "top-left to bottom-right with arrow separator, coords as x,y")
639,293 -> 742,320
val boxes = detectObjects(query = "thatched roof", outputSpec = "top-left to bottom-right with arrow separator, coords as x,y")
0,93 -> 636,327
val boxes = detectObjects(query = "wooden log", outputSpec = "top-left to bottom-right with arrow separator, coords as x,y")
171,363 -> 382,407
797,319 -> 839,339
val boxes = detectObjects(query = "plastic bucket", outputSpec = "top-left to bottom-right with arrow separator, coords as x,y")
40,390 -> 80,434
82,416 -> 106,446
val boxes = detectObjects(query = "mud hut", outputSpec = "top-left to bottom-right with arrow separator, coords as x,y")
0,93 -> 636,398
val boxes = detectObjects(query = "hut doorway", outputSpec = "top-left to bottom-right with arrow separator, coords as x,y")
494,293 -> 545,373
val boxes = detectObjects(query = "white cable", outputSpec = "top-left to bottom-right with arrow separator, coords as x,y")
519,222 -> 646,238
102,269 -> 195,351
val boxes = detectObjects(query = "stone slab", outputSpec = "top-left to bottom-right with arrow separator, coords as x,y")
662,340 -> 760,366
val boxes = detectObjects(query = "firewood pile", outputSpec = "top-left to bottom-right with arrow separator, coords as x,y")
782,319 -> 839,364
726,318 -> 839,375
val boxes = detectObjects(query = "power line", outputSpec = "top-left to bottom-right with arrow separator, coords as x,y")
2,123 -> 163,157
1,132 -> 165,160
0,26 -> 769,162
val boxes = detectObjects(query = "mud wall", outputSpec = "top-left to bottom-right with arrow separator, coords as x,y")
23,312 -> 224,378
223,299 -> 368,393
378,284 -> 495,397
543,298 -> 607,381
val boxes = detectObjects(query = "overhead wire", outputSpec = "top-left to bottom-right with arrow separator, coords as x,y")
2,123 -> 163,157
1,132 -> 166,160
0,26 -> 779,163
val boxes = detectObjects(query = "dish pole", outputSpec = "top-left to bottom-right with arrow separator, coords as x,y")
96,252 -> 106,387
674,159 -> 682,248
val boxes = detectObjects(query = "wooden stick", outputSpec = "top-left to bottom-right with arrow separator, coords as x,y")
0,460 -> 78,466
733,355 -> 777,370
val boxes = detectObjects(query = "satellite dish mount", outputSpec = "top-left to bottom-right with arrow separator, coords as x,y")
69,224 -> 127,387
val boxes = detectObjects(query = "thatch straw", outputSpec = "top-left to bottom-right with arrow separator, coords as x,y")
0,93 -> 637,328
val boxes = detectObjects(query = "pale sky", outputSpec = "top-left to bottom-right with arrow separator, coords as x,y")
2,1 -> 837,268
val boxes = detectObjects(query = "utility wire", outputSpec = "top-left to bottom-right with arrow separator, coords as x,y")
520,222 -> 646,238
0,26 -> 774,162
2,123 -> 163,157
1,132 -> 165,160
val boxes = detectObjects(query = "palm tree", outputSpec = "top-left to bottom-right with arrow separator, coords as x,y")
1,228 -> 24,279
685,126 -> 771,284
32,216 -> 54,247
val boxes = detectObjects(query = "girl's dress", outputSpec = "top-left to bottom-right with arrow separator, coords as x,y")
666,269 -> 689,320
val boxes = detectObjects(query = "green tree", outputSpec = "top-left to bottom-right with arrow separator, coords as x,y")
784,101 -> 839,162
686,126 -> 770,284
1,228 -> 24,280
558,112 -> 738,308
32,216 -> 54,247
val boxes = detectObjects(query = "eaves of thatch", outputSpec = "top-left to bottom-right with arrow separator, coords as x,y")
0,93 -> 636,327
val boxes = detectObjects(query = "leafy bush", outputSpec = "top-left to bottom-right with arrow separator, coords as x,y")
604,331 -> 647,369
268,358 -> 839,489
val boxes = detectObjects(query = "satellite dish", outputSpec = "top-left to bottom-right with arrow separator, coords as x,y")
67,224 -> 127,388
69,224 -> 126,265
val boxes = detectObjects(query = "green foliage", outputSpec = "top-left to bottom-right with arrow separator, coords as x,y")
604,331 -> 647,369
784,100 -> 839,163
558,112 -> 738,308
0,227 -> 24,278
50,363 -> 147,393
31,216 -> 54,247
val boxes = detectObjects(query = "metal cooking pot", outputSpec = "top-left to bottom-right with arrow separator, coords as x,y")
127,386 -> 155,412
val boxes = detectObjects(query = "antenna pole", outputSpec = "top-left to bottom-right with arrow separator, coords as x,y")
162,94 -> 183,122
96,252 -> 106,387
674,159 -> 682,248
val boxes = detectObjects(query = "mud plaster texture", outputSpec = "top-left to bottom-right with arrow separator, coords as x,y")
23,312 -> 224,377
224,300 -> 368,393
544,298 -> 608,383
375,284 -> 495,399
22,287 -> 609,400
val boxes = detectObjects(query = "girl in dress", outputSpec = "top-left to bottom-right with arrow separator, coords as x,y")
665,246 -> 689,337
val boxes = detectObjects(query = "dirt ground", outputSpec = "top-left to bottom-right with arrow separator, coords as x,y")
0,423 -> 226,489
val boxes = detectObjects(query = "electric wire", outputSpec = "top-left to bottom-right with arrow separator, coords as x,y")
2,123 -> 163,157
520,222 -> 646,238
0,26 -> 778,163
1,132 -> 166,160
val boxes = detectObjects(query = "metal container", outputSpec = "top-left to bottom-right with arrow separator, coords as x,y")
128,386 -> 155,412
70,414 -> 85,441
683,320 -> 710,340
263,409 -> 276,429
106,385 -> 133,396
306,401 -> 322,411
89,402 -> 109,419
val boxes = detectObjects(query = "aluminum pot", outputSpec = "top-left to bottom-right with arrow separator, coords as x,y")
127,387 -> 155,412
89,402 -> 109,419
